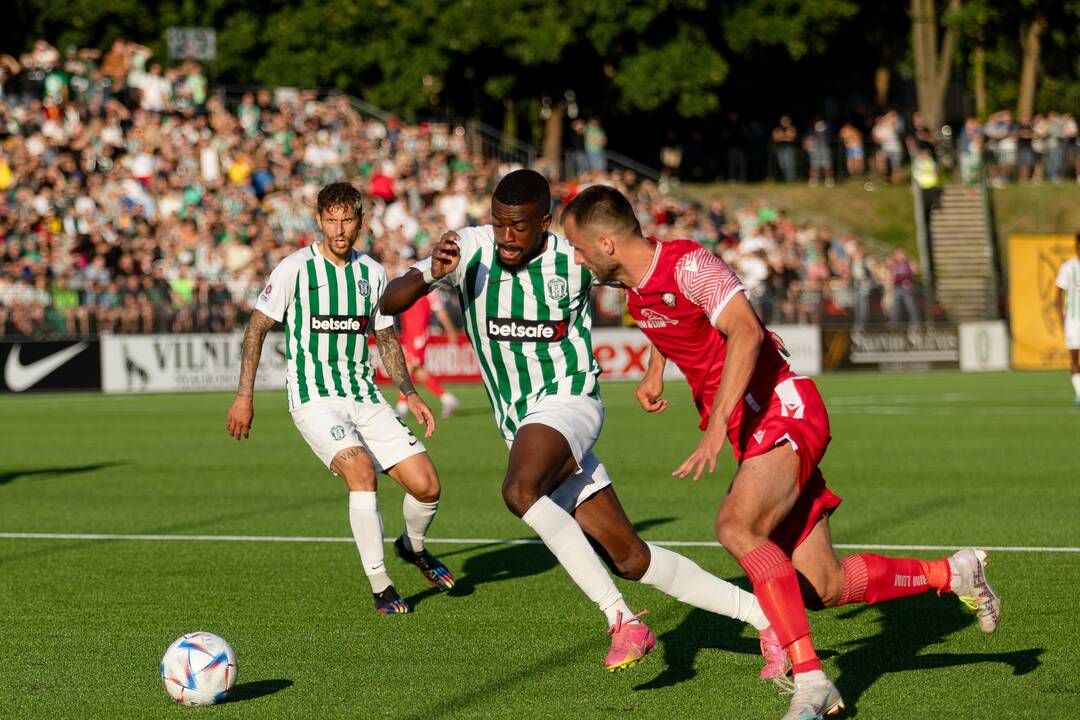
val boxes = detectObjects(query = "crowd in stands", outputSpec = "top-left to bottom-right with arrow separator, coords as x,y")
0,39 -> 926,339
664,108 -> 1080,187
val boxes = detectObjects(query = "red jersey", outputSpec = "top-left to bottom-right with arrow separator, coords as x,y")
626,238 -> 792,430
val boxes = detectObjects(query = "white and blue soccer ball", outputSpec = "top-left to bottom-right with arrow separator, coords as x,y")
161,631 -> 238,706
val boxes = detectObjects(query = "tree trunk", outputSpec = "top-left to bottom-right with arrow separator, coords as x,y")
910,0 -> 961,129
875,46 -> 892,108
973,46 -> 986,118
1017,13 -> 1047,118
542,102 -> 565,168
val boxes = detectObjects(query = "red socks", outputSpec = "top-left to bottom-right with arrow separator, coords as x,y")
739,542 -> 821,674
838,554 -> 952,605
424,374 -> 447,397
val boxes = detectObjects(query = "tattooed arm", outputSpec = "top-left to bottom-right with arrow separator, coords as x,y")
375,326 -> 436,437
225,309 -> 278,440
375,326 -> 416,397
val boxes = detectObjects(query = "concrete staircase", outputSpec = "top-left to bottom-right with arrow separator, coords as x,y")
927,185 -> 999,320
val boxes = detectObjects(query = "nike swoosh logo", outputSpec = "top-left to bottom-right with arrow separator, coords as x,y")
408,437 -> 418,446
4,342 -> 90,392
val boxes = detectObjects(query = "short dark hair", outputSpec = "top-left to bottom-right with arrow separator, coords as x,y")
316,181 -> 364,216
493,169 -> 550,211
561,185 -> 641,236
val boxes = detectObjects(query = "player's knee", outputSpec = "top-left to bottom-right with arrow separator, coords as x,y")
411,470 -> 441,504
715,509 -> 753,555
501,476 -> 542,518
333,450 -> 376,491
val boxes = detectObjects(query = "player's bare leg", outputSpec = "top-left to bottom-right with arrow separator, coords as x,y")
573,484 -> 786,679
385,453 -> 455,591
794,517 -> 1001,633
1070,349 -> 1080,406
716,445 -> 843,719
502,424 -> 648,671
332,447 -> 408,615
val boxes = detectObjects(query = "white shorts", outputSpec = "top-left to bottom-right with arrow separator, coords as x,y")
1066,320 -> 1080,350
505,394 -> 612,513
292,397 -> 425,473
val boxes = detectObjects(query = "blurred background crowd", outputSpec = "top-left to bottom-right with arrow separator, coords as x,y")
0,38 -> 931,338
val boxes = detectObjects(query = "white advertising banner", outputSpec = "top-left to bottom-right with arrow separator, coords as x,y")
959,321 -> 1010,372
590,324 -> 821,381
101,333 -> 289,393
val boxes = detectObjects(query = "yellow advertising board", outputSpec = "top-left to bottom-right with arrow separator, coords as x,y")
1008,234 -> 1076,369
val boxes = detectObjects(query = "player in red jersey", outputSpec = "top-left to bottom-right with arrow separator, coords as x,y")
387,254 -> 460,419
562,185 -> 1002,720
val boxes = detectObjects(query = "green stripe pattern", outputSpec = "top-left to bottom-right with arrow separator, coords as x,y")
279,246 -> 387,410
448,227 -> 600,440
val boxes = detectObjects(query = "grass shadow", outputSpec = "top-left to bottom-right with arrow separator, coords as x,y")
224,678 -> 293,703
0,462 -> 125,486
832,594 -> 1042,716
447,543 -> 558,598
635,591 -> 838,692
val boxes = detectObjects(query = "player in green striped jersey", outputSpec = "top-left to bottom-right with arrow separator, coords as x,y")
226,182 -> 456,614
382,170 -> 784,675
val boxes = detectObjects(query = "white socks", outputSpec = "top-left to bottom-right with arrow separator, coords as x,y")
640,542 -> 770,630
348,491 -> 391,594
522,496 -> 632,626
401,495 -> 439,553
1071,373 -> 1080,400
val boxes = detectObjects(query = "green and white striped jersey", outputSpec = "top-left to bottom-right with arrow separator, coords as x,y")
413,226 -> 600,440
1057,257 -> 1080,323
256,244 -> 393,410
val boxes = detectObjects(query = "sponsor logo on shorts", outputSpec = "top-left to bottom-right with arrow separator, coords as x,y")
330,424 -> 346,440
753,429 -> 766,444
486,317 -> 568,342
310,314 -> 370,334
636,308 -> 678,329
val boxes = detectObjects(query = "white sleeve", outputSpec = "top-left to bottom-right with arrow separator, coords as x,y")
370,264 -> 395,332
253,259 -> 297,323
1056,261 -> 1072,290
675,248 -> 746,326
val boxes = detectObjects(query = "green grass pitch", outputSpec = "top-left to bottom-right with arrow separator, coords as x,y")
1,371 -> 1077,718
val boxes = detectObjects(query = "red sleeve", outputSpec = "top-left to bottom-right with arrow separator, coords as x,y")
675,247 -> 746,325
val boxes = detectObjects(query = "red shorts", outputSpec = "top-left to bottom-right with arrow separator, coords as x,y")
402,333 -> 428,367
729,376 -> 842,554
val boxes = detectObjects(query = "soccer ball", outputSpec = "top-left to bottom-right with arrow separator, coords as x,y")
161,631 -> 238,706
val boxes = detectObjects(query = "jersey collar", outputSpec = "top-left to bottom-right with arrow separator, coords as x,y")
633,237 -> 662,293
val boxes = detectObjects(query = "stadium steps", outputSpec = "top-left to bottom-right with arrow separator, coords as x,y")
928,186 -> 1000,321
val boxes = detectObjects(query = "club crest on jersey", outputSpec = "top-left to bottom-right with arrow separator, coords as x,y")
661,292 -> 677,307
330,425 -> 346,441
636,308 -> 678,329
357,279 -> 371,297
547,277 -> 568,301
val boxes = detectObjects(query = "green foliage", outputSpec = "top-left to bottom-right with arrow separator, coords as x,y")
723,0 -> 860,59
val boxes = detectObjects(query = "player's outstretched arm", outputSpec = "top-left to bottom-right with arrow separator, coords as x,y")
380,231 -> 461,315
375,327 -> 436,438
226,309 -> 277,441
673,293 -> 763,481
636,343 -> 668,413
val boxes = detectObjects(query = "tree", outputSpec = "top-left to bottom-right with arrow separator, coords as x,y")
910,0 -> 961,130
